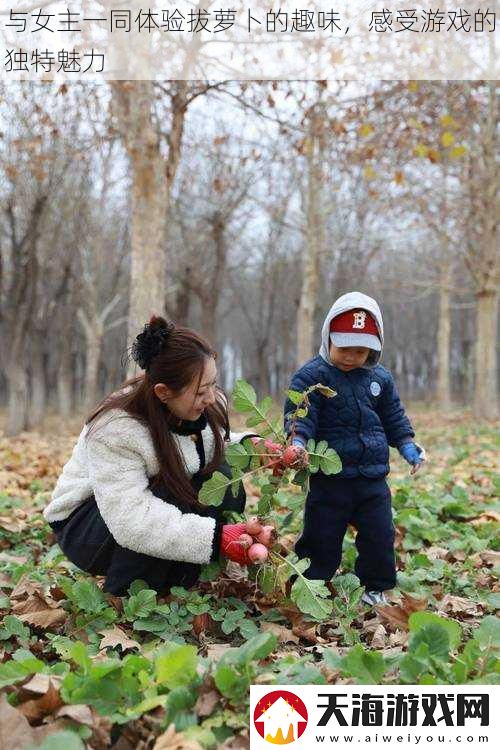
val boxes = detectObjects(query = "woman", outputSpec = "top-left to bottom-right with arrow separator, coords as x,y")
43,317 -> 265,596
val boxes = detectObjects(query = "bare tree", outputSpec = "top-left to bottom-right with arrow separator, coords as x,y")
296,87 -> 326,364
463,82 -> 499,419
1,193 -> 47,434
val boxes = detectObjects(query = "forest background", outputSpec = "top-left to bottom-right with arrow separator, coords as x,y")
0,69 -> 498,750
0,80 -> 498,434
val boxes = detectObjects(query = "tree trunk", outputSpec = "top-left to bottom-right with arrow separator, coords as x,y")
174,265 -> 191,324
1,195 -> 45,435
6,364 -> 29,436
297,103 -> 324,364
199,212 -> 227,350
57,369 -> 73,418
436,267 -> 452,410
27,344 -> 46,429
57,330 -> 73,418
83,328 -> 104,411
128,93 -> 168,354
112,82 -> 189,375
473,290 -> 498,419
256,342 -> 270,398
469,81 -> 498,418
111,82 -> 169,372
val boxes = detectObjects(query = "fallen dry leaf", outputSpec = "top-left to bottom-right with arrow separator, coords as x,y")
55,703 -> 94,726
48,584 -> 67,602
0,693 -> 36,750
192,613 -> 215,636
194,688 -> 219,717
394,525 -> 405,548
153,723 -> 204,750
469,511 -> 500,524
99,625 -> 141,652
0,551 -> 28,565
389,630 -> 409,647
277,604 -> 325,644
224,561 -> 249,582
377,593 -> 427,631
91,648 -> 111,661
425,546 -> 449,560
475,572 -> 492,586
204,643 -> 233,662
0,694 -> 71,750
480,550 -> 500,566
260,621 -> 300,644
0,515 -> 27,533
437,594 -> 482,616
377,605 -> 410,630
220,732 -> 250,749
0,571 -> 12,588
468,553 -> 484,568
402,592 -> 428,611
17,679 -> 63,723
10,577 -> 40,600
10,576 -> 67,631
277,533 -> 296,553
17,607 -> 66,629
370,624 -> 388,649
21,673 -> 63,695
292,619 -> 322,644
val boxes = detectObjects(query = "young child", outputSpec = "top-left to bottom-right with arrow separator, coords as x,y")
284,291 -> 425,605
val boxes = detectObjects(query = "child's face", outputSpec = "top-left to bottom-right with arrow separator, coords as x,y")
329,343 -> 370,371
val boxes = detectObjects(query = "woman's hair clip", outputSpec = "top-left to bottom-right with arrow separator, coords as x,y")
131,317 -> 175,370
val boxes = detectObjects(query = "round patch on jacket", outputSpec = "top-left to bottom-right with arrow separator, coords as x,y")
370,381 -> 382,397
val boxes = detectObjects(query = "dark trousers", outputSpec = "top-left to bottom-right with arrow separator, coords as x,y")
295,473 -> 396,591
49,465 -> 245,597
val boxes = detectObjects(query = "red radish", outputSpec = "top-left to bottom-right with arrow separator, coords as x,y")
247,543 -> 269,564
263,439 -> 282,455
256,525 -> 277,546
238,533 -> 253,549
246,516 -> 263,535
282,445 -> 307,469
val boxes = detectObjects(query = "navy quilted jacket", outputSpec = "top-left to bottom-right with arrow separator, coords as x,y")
284,292 -> 415,479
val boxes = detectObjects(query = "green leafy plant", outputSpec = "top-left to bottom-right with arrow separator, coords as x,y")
196,380 -> 342,620
199,379 -> 341,508
330,573 -> 365,645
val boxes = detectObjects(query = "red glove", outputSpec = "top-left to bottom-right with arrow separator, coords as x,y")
220,523 -> 252,565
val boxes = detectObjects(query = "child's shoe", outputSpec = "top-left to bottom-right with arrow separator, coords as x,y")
361,590 -> 388,606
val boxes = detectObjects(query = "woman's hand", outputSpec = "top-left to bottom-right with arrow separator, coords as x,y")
220,518 -> 276,565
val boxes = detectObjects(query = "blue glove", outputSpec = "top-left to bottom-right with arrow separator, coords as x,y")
399,442 -> 424,466
292,435 -> 307,448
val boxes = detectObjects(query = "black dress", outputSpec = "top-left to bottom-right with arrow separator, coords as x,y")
48,415 -> 246,596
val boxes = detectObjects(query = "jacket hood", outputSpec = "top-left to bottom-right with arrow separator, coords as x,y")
319,291 -> 384,368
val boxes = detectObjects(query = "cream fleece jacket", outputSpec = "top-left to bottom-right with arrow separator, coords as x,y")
43,409 -> 251,565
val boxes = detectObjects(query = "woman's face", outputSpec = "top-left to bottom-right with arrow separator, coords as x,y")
155,357 -> 218,421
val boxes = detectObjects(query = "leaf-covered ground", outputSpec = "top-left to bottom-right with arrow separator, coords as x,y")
0,410 -> 498,749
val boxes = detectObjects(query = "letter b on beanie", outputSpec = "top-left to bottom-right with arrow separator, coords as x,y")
330,309 -> 381,351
